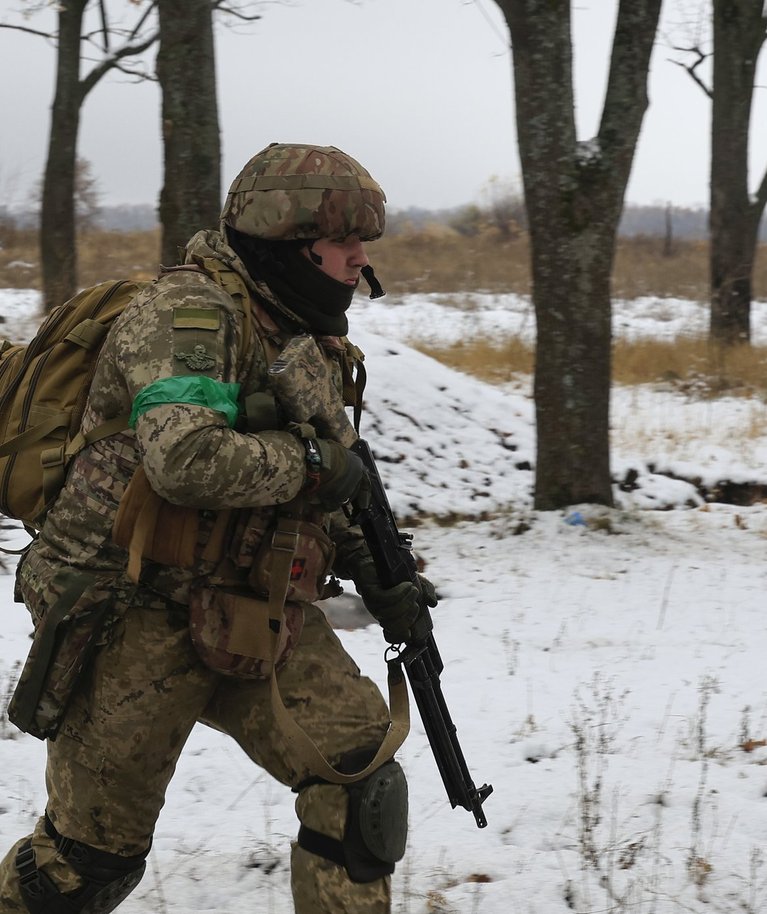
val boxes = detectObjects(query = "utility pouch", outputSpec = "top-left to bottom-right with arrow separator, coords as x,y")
249,513 -> 335,605
8,571 -> 117,741
113,465 -> 201,581
189,584 -> 303,679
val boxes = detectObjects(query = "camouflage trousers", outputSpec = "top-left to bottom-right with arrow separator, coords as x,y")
0,596 -> 395,912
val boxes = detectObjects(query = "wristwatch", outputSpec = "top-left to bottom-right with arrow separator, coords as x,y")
302,438 -> 322,493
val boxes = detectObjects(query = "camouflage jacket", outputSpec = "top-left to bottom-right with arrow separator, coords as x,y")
19,230 -> 365,606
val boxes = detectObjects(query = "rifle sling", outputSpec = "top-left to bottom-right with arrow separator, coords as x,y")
269,657 -> 409,785
263,509 -> 410,784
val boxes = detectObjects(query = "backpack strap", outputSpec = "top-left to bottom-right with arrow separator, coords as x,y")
35,415 -> 130,526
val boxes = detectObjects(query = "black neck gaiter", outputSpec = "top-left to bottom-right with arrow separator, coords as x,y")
226,230 -> 354,336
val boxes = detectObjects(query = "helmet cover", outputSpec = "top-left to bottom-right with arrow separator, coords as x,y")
221,143 -> 386,242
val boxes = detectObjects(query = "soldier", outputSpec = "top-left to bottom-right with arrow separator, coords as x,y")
0,143 -> 436,913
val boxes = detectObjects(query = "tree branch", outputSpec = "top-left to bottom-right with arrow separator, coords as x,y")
669,43 -> 713,99
598,0 -> 663,164
125,1 -> 158,43
110,61 -> 158,81
98,0 -> 110,53
0,22 -> 55,40
80,28 -> 160,97
213,3 -> 263,22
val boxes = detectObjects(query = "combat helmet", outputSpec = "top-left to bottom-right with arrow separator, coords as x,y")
221,143 -> 386,242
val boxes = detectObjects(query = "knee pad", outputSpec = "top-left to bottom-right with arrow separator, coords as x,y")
297,759 -> 409,883
15,814 -> 148,914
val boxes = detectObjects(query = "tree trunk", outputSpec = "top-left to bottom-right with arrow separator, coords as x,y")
709,0 -> 767,346
496,0 -> 661,510
156,0 -> 221,265
40,0 -> 89,311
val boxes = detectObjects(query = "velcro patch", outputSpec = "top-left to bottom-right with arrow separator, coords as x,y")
172,308 -> 221,331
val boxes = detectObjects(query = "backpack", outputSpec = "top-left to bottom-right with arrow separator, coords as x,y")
0,261 -> 256,535
0,279 -> 147,531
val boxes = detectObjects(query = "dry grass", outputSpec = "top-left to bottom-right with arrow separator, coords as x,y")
78,228 -> 162,286
417,334 -> 767,399
2,224 -> 767,302
612,336 -> 767,393
613,236 -> 712,300
0,225 -> 161,290
417,337 -> 534,382
2,225 -> 767,397
367,226 -> 532,295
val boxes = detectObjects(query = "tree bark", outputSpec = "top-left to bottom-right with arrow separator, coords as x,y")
40,0 -> 89,311
156,0 -> 221,265
496,0 -> 662,510
709,0 -> 767,345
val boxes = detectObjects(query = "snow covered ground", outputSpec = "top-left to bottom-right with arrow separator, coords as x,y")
1,287 -> 767,913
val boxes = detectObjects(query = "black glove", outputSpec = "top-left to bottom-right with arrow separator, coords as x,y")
352,554 -> 438,644
306,439 -> 370,511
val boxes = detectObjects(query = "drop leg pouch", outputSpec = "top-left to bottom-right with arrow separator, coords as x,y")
8,570 -> 117,740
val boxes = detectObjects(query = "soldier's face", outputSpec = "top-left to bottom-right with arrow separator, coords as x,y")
305,235 -> 369,286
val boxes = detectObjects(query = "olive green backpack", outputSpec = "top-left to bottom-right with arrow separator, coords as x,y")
0,279 -> 147,533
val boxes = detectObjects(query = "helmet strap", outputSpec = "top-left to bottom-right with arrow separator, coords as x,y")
361,264 -> 386,300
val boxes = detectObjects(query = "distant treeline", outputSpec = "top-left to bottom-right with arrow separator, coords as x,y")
387,203 -> 767,241
2,202 -> 766,241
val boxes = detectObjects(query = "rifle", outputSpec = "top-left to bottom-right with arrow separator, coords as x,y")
268,335 -> 494,827
349,437 -> 493,827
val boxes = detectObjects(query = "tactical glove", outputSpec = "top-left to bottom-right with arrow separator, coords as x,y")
306,439 -> 370,511
351,553 -> 438,644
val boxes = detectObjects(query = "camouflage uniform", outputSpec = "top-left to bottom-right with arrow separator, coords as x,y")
0,146 -> 404,913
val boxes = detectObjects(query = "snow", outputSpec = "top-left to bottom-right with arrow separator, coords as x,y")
2,287 -> 767,912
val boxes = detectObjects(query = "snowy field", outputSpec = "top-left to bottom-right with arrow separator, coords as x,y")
1,287 -> 767,913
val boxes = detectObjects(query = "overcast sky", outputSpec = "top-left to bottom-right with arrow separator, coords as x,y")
0,0 -> 765,214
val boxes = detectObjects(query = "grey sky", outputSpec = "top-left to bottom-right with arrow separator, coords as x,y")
0,0 -> 765,213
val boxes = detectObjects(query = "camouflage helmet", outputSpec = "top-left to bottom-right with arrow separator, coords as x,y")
221,143 -> 386,242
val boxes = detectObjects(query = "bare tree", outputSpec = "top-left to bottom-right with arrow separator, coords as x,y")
0,1 -> 159,310
30,157 -> 102,231
673,1 -> 767,345
710,0 -> 767,344
494,0 -> 662,510
2,1 -> 268,305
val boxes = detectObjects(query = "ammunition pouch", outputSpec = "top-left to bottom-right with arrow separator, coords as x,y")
8,571 -> 118,741
188,585 -> 303,679
188,501 -> 331,679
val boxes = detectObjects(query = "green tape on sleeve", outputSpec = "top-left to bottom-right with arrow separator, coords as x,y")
129,376 -> 241,428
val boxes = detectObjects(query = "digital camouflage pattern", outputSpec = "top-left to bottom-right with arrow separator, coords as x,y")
221,143 -> 386,243
0,222 -> 397,911
25,229 -> 313,604
0,603 -> 392,912
268,334 -> 359,448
